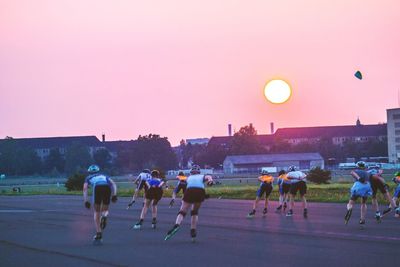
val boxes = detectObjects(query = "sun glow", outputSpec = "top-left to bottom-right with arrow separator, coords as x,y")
264,79 -> 292,104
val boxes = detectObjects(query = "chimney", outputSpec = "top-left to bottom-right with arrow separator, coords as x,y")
228,124 -> 232,136
102,133 -> 105,143
270,122 -> 274,134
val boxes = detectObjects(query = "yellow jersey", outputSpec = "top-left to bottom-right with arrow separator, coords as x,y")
259,175 -> 274,183
177,175 -> 187,182
279,174 -> 290,183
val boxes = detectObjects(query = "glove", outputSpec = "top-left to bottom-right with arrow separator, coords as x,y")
84,201 -> 91,209
111,195 -> 118,203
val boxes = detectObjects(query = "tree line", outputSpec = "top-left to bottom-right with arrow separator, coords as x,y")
0,134 -> 177,176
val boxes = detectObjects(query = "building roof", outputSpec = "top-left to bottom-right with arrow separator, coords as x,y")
104,140 -> 137,152
274,124 -> 387,139
224,153 -> 323,164
0,136 -> 103,149
208,134 -> 275,146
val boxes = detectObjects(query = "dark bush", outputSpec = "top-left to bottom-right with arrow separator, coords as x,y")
307,167 -> 331,184
65,173 -> 86,191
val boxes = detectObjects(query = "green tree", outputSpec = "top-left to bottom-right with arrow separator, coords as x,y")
307,167 -> 331,184
15,148 -> 42,175
44,149 -> 65,173
65,173 -> 86,191
64,143 -> 92,175
231,124 -> 264,155
94,149 -> 112,170
0,138 -> 18,175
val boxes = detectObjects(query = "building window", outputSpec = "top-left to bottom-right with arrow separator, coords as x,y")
395,122 -> 400,128
396,145 -> 400,150
393,114 -> 400,120
396,130 -> 400,135
396,137 -> 400,143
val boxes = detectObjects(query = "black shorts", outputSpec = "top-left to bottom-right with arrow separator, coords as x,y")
290,181 -> 307,196
183,188 -> 206,204
256,183 -> 273,198
146,187 -> 163,204
279,183 -> 291,195
174,183 -> 187,194
370,179 -> 387,196
137,180 -> 148,191
94,185 -> 111,205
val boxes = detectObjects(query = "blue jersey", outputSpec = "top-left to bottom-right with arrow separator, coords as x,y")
85,173 -> 112,187
148,178 -> 163,187
353,169 -> 370,183
187,174 -> 206,189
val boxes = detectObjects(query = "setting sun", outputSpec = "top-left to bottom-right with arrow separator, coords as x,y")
264,79 -> 292,104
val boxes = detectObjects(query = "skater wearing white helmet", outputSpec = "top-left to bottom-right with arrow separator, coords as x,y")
344,161 -> 372,227
286,166 -> 308,218
247,169 -> 274,218
165,165 -> 213,242
83,165 -> 118,245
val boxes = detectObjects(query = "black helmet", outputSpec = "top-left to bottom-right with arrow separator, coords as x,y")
288,166 -> 296,172
151,170 -> 160,177
190,165 -> 201,174
178,171 -> 184,176
356,161 -> 366,169
278,170 -> 286,176
143,169 -> 151,174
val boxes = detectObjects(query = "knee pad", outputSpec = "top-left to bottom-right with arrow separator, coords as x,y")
191,210 -> 199,216
178,210 -> 187,217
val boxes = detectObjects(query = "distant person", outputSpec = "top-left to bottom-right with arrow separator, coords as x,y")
247,169 -> 274,218
165,165 -> 213,242
169,171 -> 187,207
127,169 -> 151,208
392,171 -> 400,217
83,165 -> 118,244
286,166 -> 308,218
344,161 -> 372,227
276,170 -> 290,212
368,166 -> 397,221
132,170 -> 164,229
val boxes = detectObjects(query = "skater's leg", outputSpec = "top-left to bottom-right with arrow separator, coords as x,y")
301,195 -> 307,210
140,199 -> 151,220
289,194 -> 295,210
152,201 -> 158,219
191,202 -> 202,230
176,201 -> 191,225
385,192 -> 397,209
360,197 -> 367,221
371,197 -> 379,212
94,204 -> 101,233
252,197 -> 260,210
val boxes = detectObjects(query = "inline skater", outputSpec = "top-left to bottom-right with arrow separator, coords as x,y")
286,166 -> 308,218
247,169 -> 274,218
344,161 -> 372,228
392,171 -> 400,217
276,170 -> 290,212
368,166 -> 396,222
165,165 -> 213,242
83,165 -> 118,245
132,170 -> 164,229
169,171 -> 187,207
127,169 -> 151,208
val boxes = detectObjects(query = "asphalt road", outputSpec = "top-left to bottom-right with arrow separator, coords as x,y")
0,195 -> 399,267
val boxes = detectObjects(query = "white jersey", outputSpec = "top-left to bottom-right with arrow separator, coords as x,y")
137,172 -> 151,182
287,171 -> 306,184
187,174 -> 206,189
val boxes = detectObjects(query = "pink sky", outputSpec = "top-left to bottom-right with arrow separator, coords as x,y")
1,0 -> 399,145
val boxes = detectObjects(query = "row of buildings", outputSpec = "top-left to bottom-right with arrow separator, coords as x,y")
1,108 -> 399,174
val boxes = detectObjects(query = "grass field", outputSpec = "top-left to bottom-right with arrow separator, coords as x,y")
1,181 -> 397,204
